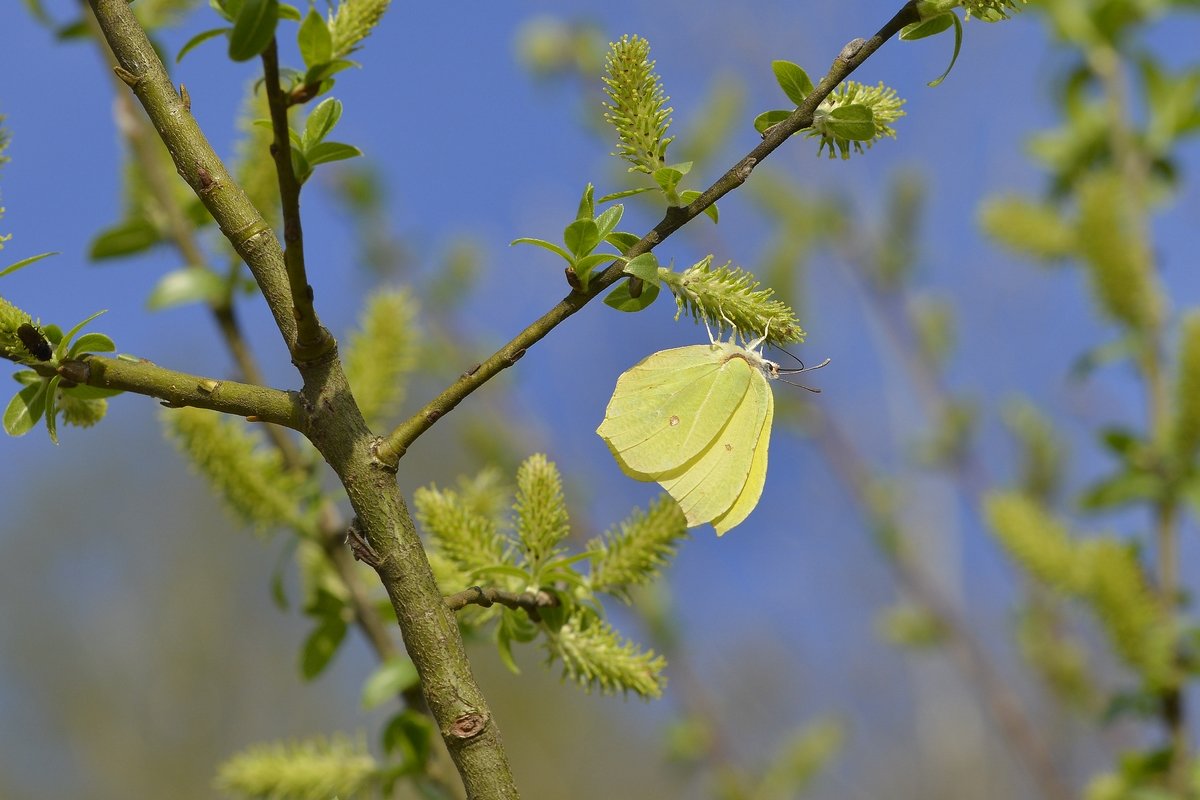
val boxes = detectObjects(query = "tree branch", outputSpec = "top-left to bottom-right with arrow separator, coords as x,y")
261,39 -> 330,360
53,354 -> 306,429
444,586 -> 560,620
88,0 -> 301,358
375,1 -> 923,465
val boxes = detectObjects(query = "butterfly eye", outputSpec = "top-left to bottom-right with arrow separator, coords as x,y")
16,323 -> 52,361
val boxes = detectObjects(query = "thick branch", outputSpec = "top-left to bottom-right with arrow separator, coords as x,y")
89,0 -> 300,357
57,355 -> 305,429
376,2 -> 922,465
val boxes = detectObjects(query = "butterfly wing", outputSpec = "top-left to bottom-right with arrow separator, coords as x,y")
711,373 -> 773,535
652,360 -> 770,528
597,344 -> 753,476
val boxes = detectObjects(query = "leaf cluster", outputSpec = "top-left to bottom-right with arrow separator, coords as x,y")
415,454 -> 690,698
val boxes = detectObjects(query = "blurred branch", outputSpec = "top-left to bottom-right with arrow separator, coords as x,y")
375,1 -> 923,465
813,411 -> 1073,800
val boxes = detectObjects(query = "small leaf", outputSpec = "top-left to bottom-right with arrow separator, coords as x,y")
510,237 -> 572,263
297,6 -> 333,67
381,711 -> 433,767
825,105 -> 876,141
68,332 -> 116,357
58,310 -> 108,359
304,140 -> 362,167
362,657 -> 420,710
597,186 -> 656,203
605,231 -> 641,254
651,166 -> 685,195
594,204 -> 623,241
925,13 -> 963,88
4,381 -> 48,437
44,375 -> 61,444
0,251 -> 58,278
147,268 -> 228,311
576,184 -> 595,221
900,13 -> 955,41
623,253 -> 660,285
574,253 -> 621,289
604,281 -> 660,312
679,190 -> 718,223
753,109 -> 792,136
176,27 -> 230,63
12,371 -> 41,386
772,60 -> 814,105
290,147 -> 312,184
300,615 -> 348,680
89,219 -> 160,260
303,97 -> 342,147
563,219 -> 600,259
1080,471 -> 1162,511
228,0 -> 279,62
303,58 -> 357,86
276,3 -> 301,21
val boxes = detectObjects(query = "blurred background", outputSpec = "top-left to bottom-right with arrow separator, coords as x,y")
2,1 -> 1199,798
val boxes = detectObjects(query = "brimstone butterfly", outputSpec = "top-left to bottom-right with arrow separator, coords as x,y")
596,334 -> 781,536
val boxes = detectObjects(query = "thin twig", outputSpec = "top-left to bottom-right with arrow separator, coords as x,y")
261,39 -> 329,359
375,2 -> 923,465
444,586 -> 560,619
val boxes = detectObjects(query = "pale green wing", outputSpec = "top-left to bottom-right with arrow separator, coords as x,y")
655,367 -> 771,528
711,377 -> 773,535
597,345 -> 754,475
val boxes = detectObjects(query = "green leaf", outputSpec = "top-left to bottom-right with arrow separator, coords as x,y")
297,7 -> 333,67
291,147 -> 312,184
679,190 -> 718,223
469,564 -> 530,582
303,58 -> 357,87
147,268 -> 228,311
4,381 -> 48,437
228,0 -> 279,62
563,219 -> 600,259
12,371 -> 41,386
576,184 -> 595,221
900,13 -> 955,41
303,97 -> 342,147
176,27 -> 230,63
622,253 -> 660,285
597,186 -> 656,203
381,711 -> 433,767
89,219 -> 160,260
68,332 -> 116,357
362,657 -> 420,709
651,165 -> 685,195
1080,471 -> 1163,511
605,231 -> 641,254
753,109 -> 792,136
0,251 -> 58,278
300,615 -> 348,680
825,105 -> 876,141
44,375 -> 61,444
594,204 -> 623,241
772,60 -> 814,105
510,237 -> 572,263
925,13 -> 962,88
276,3 -> 301,21
304,140 -> 362,167
574,253 -> 620,289
58,310 -> 108,359
604,281 -> 660,312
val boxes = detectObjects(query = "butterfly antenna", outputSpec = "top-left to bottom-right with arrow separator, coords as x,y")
774,355 -> 830,392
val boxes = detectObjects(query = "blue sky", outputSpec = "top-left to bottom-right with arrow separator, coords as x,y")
3,2 -> 1200,797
